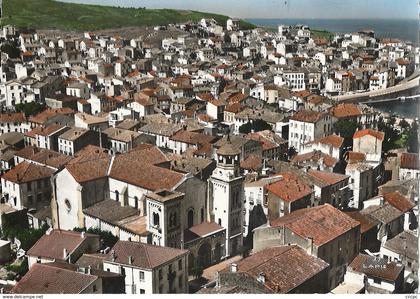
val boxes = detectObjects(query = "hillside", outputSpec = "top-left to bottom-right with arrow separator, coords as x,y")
2,0 -> 255,31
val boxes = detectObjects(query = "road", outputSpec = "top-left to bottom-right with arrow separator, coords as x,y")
332,74 -> 420,102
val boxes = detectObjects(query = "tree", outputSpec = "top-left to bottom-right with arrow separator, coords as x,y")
399,118 -> 410,131
406,121 -> 418,153
0,42 -> 20,59
333,119 -> 359,147
1,223 -> 49,251
239,119 -> 272,134
15,102 -> 46,117
287,146 -> 298,160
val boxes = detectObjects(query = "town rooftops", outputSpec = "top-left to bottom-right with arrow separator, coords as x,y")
29,108 -> 74,125
349,254 -> 403,282
0,112 -> 26,123
266,172 -> 312,202
103,127 -> 140,143
271,204 -> 360,246
27,230 -> 99,261
346,151 -> 367,163
26,123 -> 67,137
146,189 -> 184,203
330,103 -> 362,118
382,191 -> 415,213
307,169 -> 349,186
11,263 -> 98,294
14,146 -> 72,169
345,211 -> 379,234
382,231 -> 418,261
170,129 -> 216,145
222,245 -> 329,293
105,240 -> 188,269
109,146 -> 185,191
217,138 -> 241,156
361,203 -> 403,224
139,122 -> 182,137
353,129 -> 384,141
308,134 -> 344,148
290,109 -> 327,123
292,150 -> 338,168
1,161 -> 54,184
59,127 -> 90,141
75,112 -> 108,125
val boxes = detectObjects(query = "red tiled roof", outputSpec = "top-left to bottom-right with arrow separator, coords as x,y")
271,204 -> 360,246
349,254 -> 403,282
347,151 -> 366,163
1,161 -> 54,184
353,129 -> 384,141
290,110 -> 326,123
382,191 -> 415,213
266,172 -> 312,202
226,245 -> 329,293
29,108 -> 74,125
330,103 -> 362,118
105,240 -> 187,269
11,263 -> 97,294
27,230 -> 98,261
170,130 -> 216,145
240,154 -> 263,171
0,112 -> 26,123
307,169 -> 349,186
310,134 -> 344,148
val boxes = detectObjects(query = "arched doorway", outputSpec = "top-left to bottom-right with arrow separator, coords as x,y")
214,243 -> 222,262
187,209 -> 194,228
197,242 -> 212,269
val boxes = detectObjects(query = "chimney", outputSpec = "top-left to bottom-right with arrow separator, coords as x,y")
111,250 -> 116,262
63,248 -> 68,259
257,272 -> 266,284
230,263 -> 238,273
128,256 -> 134,265
81,231 -> 85,238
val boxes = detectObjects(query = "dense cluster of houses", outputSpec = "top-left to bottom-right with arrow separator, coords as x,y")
0,17 -> 418,294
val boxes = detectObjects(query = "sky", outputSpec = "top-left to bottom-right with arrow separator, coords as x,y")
60,0 -> 419,19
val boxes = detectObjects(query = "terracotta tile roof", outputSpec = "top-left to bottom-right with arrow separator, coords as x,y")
66,152 -> 111,183
400,153 -> 419,170
349,254 -> 403,282
315,134 -> 344,148
345,211 -> 378,234
383,231 -> 418,261
29,108 -> 74,125
14,146 -> 72,169
184,222 -> 225,243
170,130 -> 216,145
271,204 -> 360,246
27,230 -> 99,261
346,151 -> 366,163
109,147 -> 185,191
266,172 -> 312,202
227,92 -> 247,104
28,123 -> 67,137
246,132 -> 278,150
1,161 -> 54,184
396,58 -> 410,66
11,263 -> 98,294
292,150 -> 338,168
382,191 -> 415,213
225,102 -> 243,113
330,103 -> 362,118
307,169 -> 349,186
361,204 -> 403,224
353,129 -> 384,141
209,99 -> 225,107
228,245 -> 329,293
105,240 -> 188,269
240,154 -> 263,171
290,110 -> 326,123
0,112 -> 26,123
292,90 -> 312,99
196,93 -> 215,102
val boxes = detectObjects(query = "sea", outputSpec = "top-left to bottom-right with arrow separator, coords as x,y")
247,18 -> 419,44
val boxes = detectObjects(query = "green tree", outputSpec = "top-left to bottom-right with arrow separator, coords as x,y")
2,223 -> 49,251
0,42 -> 20,59
15,102 -> 46,117
239,119 -> 272,134
406,121 -> 418,153
377,116 -> 400,152
333,119 -> 359,147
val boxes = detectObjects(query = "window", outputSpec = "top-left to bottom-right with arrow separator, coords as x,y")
158,269 -> 162,280
169,264 -> 172,273
140,289 -> 145,294
139,271 -> 145,281
28,195 -> 33,204
27,182 -> 32,191
115,190 -> 119,202
120,267 -> 125,276
93,285 -> 97,292
178,259 -> 182,270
